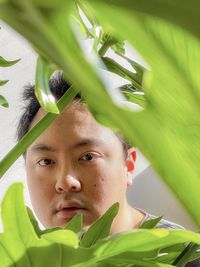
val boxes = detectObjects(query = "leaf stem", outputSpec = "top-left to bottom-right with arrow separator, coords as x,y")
98,41 -> 111,57
0,86 -> 78,178
173,242 -> 200,267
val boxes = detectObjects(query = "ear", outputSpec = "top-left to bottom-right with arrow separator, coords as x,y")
126,148 -> 137,187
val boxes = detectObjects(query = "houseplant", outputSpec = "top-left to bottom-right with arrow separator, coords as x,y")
0,1 -> 200,266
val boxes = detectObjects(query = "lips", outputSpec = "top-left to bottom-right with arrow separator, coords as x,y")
56,200 -> 86,220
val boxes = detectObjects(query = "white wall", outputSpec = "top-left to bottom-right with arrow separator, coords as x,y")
0,21 -> 197,231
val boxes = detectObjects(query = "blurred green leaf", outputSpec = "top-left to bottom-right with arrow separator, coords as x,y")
0,94 -> 8,108
90,0 -> 200,41
0,80 -> 8,86
0,1 -> 200,266
80,203 -> 119,248
119,54 -> 146,84
111,41 -> 125,55
173,242 -> 200,267
88,1 -> 200,228
0,56 -> 20,67
35,56 -> 59,114
121,85 -> 146,108
140,216 -> 163,229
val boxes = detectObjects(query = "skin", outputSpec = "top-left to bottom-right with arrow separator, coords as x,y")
25,102 -> 144,234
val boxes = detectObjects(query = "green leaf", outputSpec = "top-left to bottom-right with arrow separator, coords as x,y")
26,0 -> 67,9
0,80 -> 9,86
80,203 -> 119,248
35,56 -> 59,114
101,57 -> 143,90
75,229 -> 200,266
90,0 -> 200,41
0,56 -> 20,67
0,183 -> 79,267
88,1 -> 200,228
1,183 -> 38,243
0,95 -> 8,108
65,214 -> 83,234
173,242 -> 200,267
119,54 -> 146,84
121,85 -> 146,108
26,206 -> 43,237
111,41 -> 125,55
41,229 -> 79,247
140,216 -> 163,229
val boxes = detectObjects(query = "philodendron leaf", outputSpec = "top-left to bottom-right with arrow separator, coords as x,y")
41,229 -> 78,247
140,216 -> 163,229
122,86 -> 146,108
35,56 -> 59,114
89,229 -> 200,266
1,183 -> 38,243
0,183 -> 79,267
0,56 -> 20,67
65,214 -> 83,233
0,183 -> 38,265
0,80 -> 8,86
101,57 -> 143,90
26,206 -> 43,237
111,41 -> 125,55
80,202 -> 119,248
87,1 -> 200,228
0,95 -> 8,108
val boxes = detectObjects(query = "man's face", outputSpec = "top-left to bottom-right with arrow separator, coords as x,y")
25,102 -> 131,230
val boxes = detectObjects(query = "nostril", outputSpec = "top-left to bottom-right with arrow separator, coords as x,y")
71,185 -> 77,190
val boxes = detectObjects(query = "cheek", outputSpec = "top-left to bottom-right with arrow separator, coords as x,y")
26,165 -> 55,212
84,162 -> 126,202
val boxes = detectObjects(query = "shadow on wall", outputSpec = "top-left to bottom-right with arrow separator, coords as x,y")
127,166 -> 198,231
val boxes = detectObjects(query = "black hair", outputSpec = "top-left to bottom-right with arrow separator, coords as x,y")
16,73 -> 130,156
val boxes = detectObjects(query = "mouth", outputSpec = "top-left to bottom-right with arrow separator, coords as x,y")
56,207 -> 86,220
56,201 -> 87,220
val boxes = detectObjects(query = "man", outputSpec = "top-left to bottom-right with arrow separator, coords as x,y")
17,75 -> 144,232
17,74 -> 199,265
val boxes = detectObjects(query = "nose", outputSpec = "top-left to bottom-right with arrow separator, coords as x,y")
55,174 -> 81,193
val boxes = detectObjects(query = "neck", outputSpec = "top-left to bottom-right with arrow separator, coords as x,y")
110,202 -> 145,234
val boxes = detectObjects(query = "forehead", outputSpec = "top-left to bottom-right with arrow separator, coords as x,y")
29,102 -> 121,151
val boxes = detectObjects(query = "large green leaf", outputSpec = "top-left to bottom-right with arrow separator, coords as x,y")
0,1 -> 200,267
89,0 -> 200,41
1,0 -> 200,230
1,183 -> 200,266
87,2 -> 200,228
0,183 -> 79,267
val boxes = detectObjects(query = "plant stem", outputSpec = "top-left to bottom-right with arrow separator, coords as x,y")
0,86 -> 78,178
173,242 -> 200,267
98,41 -> 111,57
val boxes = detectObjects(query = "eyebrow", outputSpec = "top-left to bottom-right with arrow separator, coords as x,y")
30,144 -> 58,153
71,138 -> 104,149
30,138 -> 104,153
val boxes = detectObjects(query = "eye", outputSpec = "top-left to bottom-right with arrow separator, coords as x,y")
37,158 -> 55,166
80,152 -> 99,161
